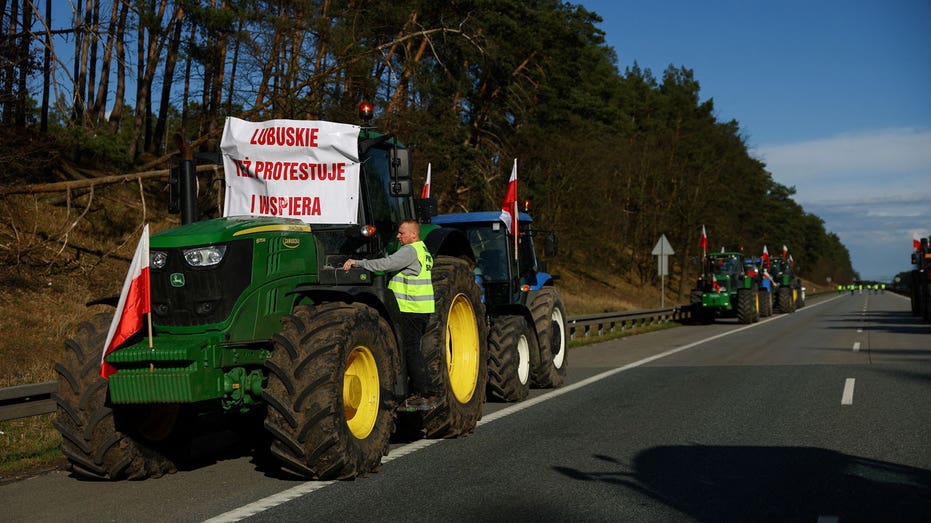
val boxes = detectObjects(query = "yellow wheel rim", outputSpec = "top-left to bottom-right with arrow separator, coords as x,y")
445,293 -> 480,403
343,345 -> 380,439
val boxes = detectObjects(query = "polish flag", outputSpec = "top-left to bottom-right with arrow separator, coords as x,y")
499,159 -> 518,236
101,225 -> 151,379
914,232 -> 921,251
699,225 -> 708,252
782,244 -> 788,257
761,245 -> 770,269
421,163 -> 431,198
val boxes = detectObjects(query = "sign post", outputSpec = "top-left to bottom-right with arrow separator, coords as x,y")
652,234 -> 675,307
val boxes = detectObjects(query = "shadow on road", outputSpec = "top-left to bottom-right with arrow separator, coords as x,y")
554,445 -> 931,521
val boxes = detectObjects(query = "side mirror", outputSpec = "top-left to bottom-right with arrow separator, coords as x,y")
390,179 -> 413,197
392,146 -> 411,180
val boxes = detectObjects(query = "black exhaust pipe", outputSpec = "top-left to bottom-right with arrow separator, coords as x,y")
172,134 -> 199,225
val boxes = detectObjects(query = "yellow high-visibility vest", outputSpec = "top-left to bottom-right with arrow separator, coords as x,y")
389,241 -> 435,313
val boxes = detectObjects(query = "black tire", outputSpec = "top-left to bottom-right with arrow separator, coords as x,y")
53,313 -> 179,480
263,302 -> 400,479
529,287 -> 568,388
759,290 -> 773,317
419,256 -> 488,438
486,315 -> 535,402
736,287 -> 758,324
777,286 -> 794,313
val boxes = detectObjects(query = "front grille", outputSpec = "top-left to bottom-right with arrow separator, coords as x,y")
151,239 -> 253,326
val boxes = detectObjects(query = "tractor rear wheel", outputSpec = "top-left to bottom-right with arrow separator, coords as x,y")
54,313 -> 180,480
759,290 -> 773,317
486,315 -> 535,402
264,302 -> 399,479
419,256 -> 488,438
530,287 -> 568,388
736,287 -> 758,324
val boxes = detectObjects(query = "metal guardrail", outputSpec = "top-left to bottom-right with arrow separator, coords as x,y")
0,381 -> 56,422
568,306 -> 689,340
0,307 -> 691,423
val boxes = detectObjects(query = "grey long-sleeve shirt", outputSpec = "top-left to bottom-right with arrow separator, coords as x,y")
353,244 -> 421,276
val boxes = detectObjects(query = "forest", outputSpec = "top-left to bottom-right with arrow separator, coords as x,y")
0,0 -> 856,300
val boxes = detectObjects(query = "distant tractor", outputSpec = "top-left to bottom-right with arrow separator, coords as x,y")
690,251 -> 760,324
431,211 -> 567,402
768,254 -> 804,312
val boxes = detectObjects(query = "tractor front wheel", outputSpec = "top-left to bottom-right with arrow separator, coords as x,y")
54,313 -> 180,480
736,287 -> 759,324
486,314 -> 535,402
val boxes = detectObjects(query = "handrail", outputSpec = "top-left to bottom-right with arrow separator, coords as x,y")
0,307 -> 691,422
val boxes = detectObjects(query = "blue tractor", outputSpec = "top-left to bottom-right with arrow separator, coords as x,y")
431,211 -> 567,402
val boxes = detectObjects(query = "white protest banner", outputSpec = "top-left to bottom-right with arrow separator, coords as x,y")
220,117 -> 361,224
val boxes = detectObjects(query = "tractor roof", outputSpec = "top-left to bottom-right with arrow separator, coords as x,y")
431,211 -> 533,225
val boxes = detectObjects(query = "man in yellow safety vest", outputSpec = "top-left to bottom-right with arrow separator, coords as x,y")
342,219 -> 437,409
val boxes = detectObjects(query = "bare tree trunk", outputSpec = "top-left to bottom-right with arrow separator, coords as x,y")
72,0 -> 94,125
85,0 -> 99,117
15,0 -> 32,126
108,0 -> 128,132
3,0 -> 18,125
225,18 -> 242,115
152,3 -> 183,155
41,0 -> 51,131
127,0 -> 168,161
93,0 -> 119,124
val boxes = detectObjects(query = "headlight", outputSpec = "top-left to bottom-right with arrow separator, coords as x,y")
151,250 -> 168,269
183,245 -> 227,267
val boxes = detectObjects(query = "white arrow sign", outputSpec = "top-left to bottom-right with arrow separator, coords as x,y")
652,234 -> 675,306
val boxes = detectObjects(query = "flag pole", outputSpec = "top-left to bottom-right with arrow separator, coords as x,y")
513,199 -> 518,261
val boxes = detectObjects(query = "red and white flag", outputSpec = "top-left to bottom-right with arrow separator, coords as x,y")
101,225 -> 151,379
761,245 -> 770,269
421,163 -> 431,198
499,159 -> 518,236
699,225 -> 708,253
914,232 -> 921,251
782,244 -> 788,257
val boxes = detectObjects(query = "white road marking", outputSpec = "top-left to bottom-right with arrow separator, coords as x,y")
841,378 -> 856,405
853,342 -> 860,352
203,294 -> 845,522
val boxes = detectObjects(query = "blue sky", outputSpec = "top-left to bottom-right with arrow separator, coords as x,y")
580,0 -> 931,283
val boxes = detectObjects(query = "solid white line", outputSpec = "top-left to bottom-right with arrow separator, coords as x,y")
205,294 -> 844,522
852,342 -> 861,352
841,378 -> 856,405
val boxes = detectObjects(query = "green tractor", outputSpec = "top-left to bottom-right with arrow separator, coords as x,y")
54,106 -> 487,480
690,251 -> 760,324
768,253 -> 804,313
431,211 -> 567,402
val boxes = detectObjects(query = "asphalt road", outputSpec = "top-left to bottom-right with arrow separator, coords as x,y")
2,291 -> 929,522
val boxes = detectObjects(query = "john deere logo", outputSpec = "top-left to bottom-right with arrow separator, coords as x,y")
283,238 -> 300,249
170,273 -> 185,287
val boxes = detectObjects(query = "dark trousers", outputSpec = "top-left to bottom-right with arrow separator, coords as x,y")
399,312 -> 435,397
